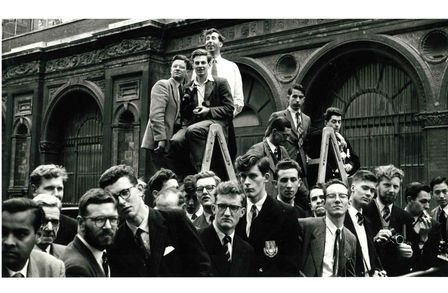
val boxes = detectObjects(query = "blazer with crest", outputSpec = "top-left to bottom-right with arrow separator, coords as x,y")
141,78 -> 182,150
198,225 -> 254,277
108,207 -> 212,277
299,216 -> 357,277
235,196 -> 301,277
246,138 -> 290,197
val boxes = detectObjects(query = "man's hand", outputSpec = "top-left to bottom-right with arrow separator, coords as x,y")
233,104 -> 243,116
374,229 -> 392,243
154,140 -> 166,154
193,106 -> 210,118
371,270 -> 387,277
397,243 -> 413,258
344,163 -> 353,172
417,215 -> 432,242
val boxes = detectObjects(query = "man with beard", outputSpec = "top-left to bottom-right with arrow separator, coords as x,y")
308,184 -> 326,217
344,170 -> 384,277
246,116 -> 292,197
198,181 -> 254,276
273,159 -> 306,218
61,188 -> 118,277
192,171 -> 221,229
234,154 -> 301,276
299,179 -> 357,277
2,198 -> 65,277
363,164 -> 415,276
100,164 -> 211,277
32,194 -> 66,258
269,84 -> 311,187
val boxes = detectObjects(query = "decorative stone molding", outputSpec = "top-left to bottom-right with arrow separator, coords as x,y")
45,37 -> 158,73
3,61 -> 39,80
274,54 -> 299,83
415,111 -> 448,127
420,30 -> 448,64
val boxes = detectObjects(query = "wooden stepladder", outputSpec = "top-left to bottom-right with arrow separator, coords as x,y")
308,126 -> 348,185
201,123 -> 237,182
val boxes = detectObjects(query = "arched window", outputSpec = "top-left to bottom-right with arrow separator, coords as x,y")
9,120 -> 31,189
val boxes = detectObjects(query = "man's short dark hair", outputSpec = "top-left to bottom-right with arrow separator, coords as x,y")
2,197 -> 44,232
172,54 -> 191,70
215,181 -> 246,207
287,84 -> 304,96
324,107 -> 343,122
98,164 -> 138,189
203,28 -> 225,43
29,164 -> 68,187
323,179 -> 348,199
265,116 -> 291,137
194,171 -> 221,186
430,176 -> 447,191
191,48 -> 212,63
274,159 -> 302,180
148,168 -> 178,194
308,183 -> 325,203
351,169 -> 378,185
182,175 -> 197,198
405,182 -> 431,202
235,153 -> 270,176
78,188 -> 117,218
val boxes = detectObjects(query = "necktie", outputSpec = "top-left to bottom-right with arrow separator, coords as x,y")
211,58 -> 218,77
223,235 -> 232,262
11,272 -> 24,278
382,206 -> 391,223
273,147 -> 281,162
135,228 -> 150,261
356,212 -> 364,226
247,205 -> 258,237
333,229 -> 341,277
208,214 -> 215,224
191,213 -> 198,221
439,210 -> 447,241
102,252 -> 109,277
296,112 -> 304,146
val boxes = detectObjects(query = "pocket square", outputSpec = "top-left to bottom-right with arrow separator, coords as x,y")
163,246 -> 175,256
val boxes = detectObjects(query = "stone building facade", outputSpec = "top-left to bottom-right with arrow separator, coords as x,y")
2,19 -> 448,207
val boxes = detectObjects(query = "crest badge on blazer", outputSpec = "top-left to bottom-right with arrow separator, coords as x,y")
263,240 -> 278,258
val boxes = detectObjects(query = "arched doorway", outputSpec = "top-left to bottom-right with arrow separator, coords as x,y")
233,63 -> 277,156
301,41 -> 426,205
44,90 -> 103,205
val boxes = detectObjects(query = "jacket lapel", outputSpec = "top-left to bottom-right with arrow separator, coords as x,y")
310,217 -> 326,276
73,236 -> 105,277
148,208 -> 168,276
203,80 -> 215,105
169,78 -> 180,117
262,139 -> 276,173
285,110 -> 299,138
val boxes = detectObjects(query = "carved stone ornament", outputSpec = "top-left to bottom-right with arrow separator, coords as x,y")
415,111 -> 448,127
3,61 -> 39,80
45,37 -> 157,73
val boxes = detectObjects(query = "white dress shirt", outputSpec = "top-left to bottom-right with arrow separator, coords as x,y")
287,106 -> 302,129
187,205 -> 203,222
375,198 -> 393,228
213,221 -> 235,260
127,205 -> 150,252
322,217 -> 343,277
6,259 -> 29,277
246,193 -> 268,237
348,205 -> 371,274
266,138 -> 278,156
193,74 -> 215,107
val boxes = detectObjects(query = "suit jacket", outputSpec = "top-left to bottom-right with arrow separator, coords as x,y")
246,138 -> 289,197
269,110 -> 311,179
61,235 -> 106,277
192,213 -> 211,230
363,200 -> 416,276
299,216 -> 357,277
235,196 -> 301,277
2,249 -> 65,277
198,225 -> 254,277
142,78 -> 181,150
344,212 -> 382,276
34,243 -> 66,259
109,207 -> 211,277
54,214 -> 77,245
431,206 -> 448,241
407,218 -> 441,272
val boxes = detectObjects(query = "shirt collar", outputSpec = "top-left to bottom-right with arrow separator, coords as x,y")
277,195 -> 294,207
212,221 -> 235,243
266,138 -> 277,154
126,205 -> 150,236
214,55 -> 223,62
247,192 -> 268,214
375,198 -> 393,213
6,259 -> 29,277
287,106 -> 301,115
193,73 -> 214,85
325,216 -> 343,235
348,205 -> 362,219
187,205 -> 203,219
442,205 -> 448,215
77,234 -> 105,265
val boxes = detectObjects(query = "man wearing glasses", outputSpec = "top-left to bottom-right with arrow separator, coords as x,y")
99,164 -> 211,277
192,171 -> 222,230
198,181 -> 254,276
61,188 -> 118,277
299,179 -> 357,277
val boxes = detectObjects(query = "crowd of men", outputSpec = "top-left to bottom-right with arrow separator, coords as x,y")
2,27 -> 448,277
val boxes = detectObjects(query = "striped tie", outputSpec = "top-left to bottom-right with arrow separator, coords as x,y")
223,235 -> 232,262
382,206 -> 391,223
